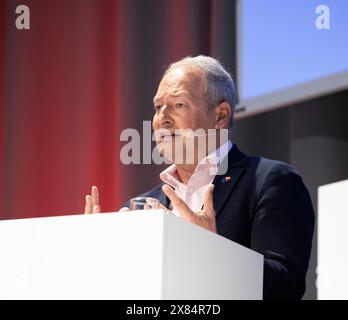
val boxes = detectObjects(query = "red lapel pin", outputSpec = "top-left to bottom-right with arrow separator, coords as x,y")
222,176 -> 232,183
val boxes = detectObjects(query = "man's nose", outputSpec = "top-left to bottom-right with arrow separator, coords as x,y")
159,104 -> 170,115
158,105 -> 173,127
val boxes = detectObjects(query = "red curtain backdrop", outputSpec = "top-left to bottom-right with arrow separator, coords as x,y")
1,0 -> 232,220
2,0 -> 121,219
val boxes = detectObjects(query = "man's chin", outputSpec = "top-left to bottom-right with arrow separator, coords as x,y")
156,142 -> 197,165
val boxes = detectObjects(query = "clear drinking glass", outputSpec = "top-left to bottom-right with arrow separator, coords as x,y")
129,197 -> 160,210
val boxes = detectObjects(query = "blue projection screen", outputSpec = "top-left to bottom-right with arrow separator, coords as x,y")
236,0 -> 348,118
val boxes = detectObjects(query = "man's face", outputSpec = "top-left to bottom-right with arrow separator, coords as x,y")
152,67 -> 216,164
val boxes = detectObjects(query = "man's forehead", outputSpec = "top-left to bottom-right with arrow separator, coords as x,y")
154,67 -> 204,102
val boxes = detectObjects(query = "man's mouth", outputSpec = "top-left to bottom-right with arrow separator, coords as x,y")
156,129 -> 182,142
161,132 -> 181,142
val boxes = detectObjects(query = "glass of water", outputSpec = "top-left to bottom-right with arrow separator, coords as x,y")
129,197 -> 160,211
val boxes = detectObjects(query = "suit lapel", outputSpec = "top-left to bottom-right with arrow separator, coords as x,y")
157,145 -> 248,214
212,145 -> 248,219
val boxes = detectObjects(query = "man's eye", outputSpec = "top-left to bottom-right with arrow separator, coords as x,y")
154,105 -> 162,112
175,103 -> 185,109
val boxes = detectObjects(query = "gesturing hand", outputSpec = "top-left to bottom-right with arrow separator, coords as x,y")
84,186 -> 131,214
161,184 -> 217,233
84,186 -> 101,214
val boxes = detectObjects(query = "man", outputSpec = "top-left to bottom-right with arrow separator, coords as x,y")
85,56 -> 315,300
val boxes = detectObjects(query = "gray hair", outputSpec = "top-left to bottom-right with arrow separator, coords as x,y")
164,55 -> 236,127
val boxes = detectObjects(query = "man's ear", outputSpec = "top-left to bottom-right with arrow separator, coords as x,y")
215,101 -> 231,129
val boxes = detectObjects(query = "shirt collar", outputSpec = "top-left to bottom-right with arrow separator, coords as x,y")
159,140 -> 233,188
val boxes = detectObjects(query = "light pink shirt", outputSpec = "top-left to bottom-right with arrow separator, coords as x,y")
159,140 -> 233,217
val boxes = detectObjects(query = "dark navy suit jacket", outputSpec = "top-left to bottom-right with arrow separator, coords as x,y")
125,145 -> 315,300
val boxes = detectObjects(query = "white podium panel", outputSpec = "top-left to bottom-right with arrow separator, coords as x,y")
318,179 -> 348,300
0,210 -> 263,299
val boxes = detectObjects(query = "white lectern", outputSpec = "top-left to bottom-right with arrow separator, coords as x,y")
318,179 -> 348,300
0,210 -> 263,299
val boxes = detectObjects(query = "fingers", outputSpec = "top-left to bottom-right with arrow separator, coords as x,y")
84,186 -> 100,214
85,195 -> 93,214
91,186 -> 99,207
161,184 -> 193,219
92,204 -> 101,213
91,186 -> 100,213
161,184 -> 216,233
203,184 -> 215,218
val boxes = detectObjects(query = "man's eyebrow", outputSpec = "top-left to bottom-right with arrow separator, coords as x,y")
153,93 -> 188,104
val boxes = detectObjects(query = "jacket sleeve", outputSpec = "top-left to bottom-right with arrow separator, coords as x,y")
250,163 -> 315,299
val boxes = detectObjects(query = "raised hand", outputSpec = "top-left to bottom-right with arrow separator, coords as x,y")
84,186 -> 100,214
161,184 -> 217,233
